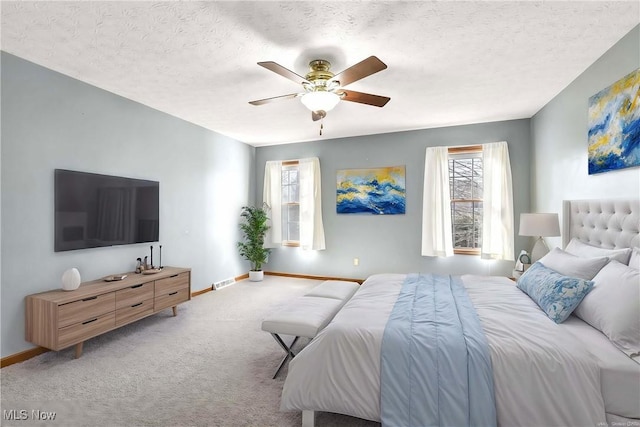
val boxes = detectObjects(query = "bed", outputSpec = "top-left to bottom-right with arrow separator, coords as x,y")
280,199 -> 640,426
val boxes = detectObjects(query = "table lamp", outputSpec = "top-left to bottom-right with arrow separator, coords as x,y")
519,213 -> 560,263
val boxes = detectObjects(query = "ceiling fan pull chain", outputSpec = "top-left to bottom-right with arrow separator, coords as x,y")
320,119 -> 324,136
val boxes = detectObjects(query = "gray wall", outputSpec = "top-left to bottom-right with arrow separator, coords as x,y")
256,119 -> 531,280
531,25 -> 640,249
1,52 -> 255,357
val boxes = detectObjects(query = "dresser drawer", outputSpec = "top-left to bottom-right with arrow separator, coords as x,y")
155,272 -> 190,295
116,282 -> 154,310
116,298 -> 154,327
154,288 -> 190,312
58,311 -> 115,349
58,293 -> 115,328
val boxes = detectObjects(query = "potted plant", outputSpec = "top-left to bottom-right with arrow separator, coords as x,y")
237,204 -> 271,281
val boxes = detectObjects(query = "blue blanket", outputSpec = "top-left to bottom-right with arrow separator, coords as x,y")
380,274 -> 496,427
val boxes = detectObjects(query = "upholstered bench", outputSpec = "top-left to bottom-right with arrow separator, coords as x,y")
261,280 -> 359,378
304,280 -> 361,300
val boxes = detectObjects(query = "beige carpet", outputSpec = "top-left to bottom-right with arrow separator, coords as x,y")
1,276 -> 380,427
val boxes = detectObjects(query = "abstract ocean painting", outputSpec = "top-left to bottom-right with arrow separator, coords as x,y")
336,166 -> 406,214
588,68 -> 640,174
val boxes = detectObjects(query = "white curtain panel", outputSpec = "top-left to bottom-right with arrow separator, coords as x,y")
481,141 -> 515,261
263,160 -> 282,248
421,146 -> 454,257
299,157 -> 326,250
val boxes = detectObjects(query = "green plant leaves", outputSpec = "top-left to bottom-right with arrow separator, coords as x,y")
237,204 -> 271,271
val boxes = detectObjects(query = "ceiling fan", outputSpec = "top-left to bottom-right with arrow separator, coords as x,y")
249,56 -> 390,123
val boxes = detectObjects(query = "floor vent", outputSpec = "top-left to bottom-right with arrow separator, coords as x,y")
213,277 -> 236,290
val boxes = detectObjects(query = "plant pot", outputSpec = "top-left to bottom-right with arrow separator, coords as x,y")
249,270 -> 264,282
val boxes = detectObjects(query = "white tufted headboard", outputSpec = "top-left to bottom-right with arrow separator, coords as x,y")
562,199 -> 640,250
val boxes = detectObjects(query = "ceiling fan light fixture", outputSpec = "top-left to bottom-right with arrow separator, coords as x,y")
301,91 -> 340,112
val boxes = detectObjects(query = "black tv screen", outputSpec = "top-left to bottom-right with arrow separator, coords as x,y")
55,169 -> 159,252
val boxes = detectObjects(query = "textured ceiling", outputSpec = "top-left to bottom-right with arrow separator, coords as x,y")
1,1 -> 639,146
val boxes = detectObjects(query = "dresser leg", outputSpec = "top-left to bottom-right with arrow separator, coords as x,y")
74,342 -> 83,359
172,306 -> 177,317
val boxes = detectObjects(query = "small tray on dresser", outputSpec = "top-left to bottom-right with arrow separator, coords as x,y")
104,274 -> 127,282
142,268 -> 163,275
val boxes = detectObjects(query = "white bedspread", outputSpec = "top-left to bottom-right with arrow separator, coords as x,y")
281,274 -> 607,426
561,315 -> 640,419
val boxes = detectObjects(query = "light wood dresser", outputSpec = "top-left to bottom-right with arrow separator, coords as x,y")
25,266 -> 191,358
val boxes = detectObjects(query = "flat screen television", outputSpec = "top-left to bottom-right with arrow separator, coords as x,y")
55,169 -> 159,252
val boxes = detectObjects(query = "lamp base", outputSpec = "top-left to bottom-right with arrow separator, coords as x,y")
531,237 -> 550,264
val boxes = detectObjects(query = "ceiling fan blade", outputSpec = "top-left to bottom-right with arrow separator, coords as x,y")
257,61 -> 310,85
340,89 -> 390,107
312,110 -> 326,121
249,93 -> 300,106
331,56 -> 387,87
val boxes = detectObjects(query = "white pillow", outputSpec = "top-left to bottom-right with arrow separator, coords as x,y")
565,238 -> 632,265
629,247 -> 640,270
574,260 -> 640,358
538,247 -> 608,280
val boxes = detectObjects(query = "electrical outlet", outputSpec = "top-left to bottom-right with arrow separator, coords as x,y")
353,258 -> 359,266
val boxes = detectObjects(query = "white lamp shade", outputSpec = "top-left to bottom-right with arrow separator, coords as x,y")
61,268 -> 81,291
301,91 -> 340,112
519,213 -> 560,237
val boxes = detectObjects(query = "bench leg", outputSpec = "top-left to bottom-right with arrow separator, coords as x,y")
302,410 -> 316,427
271,333 -> 299,379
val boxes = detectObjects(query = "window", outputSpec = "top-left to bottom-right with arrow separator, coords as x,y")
264,157 -> 326,250
448,146 -> 483,255
422,142 -> 512,260
281,161 -> 300,246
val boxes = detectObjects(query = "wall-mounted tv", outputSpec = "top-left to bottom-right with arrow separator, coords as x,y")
55,169 -> 159,252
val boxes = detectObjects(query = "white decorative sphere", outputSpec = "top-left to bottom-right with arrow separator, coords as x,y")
61,268 -> 81,291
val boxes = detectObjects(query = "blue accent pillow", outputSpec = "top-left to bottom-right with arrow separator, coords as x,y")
516,262 -> 594,323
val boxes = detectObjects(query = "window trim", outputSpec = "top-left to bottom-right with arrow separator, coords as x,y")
448,145 -> 483,256
281,160 -> 300,247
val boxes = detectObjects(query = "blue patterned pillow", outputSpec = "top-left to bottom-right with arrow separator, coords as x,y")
516,262 -> 594,323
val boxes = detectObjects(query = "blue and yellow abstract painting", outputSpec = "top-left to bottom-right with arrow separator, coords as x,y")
588,68 -> 640,174
336,166 -> 406,214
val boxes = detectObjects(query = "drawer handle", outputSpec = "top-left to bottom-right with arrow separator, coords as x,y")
131,302 -> 143,308
130,284 -> 143,289
169,274 -> 179,278
169,291 -> 178,296
82,296 -> 98,302
82,318 -> 98,325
